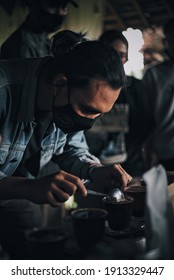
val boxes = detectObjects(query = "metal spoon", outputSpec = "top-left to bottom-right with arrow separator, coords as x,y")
87,187 -> 124,202
87,189 -> 107,197
107,187 -> 125,202
84,179 -> 125,202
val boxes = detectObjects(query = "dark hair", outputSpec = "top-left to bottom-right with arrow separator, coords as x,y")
51,30 -> 87,56
26,0 -> 77,9
163,19 -> 174,60
52,32 -> 126,90
99,30 -> 128,50
163,18 -> 174,37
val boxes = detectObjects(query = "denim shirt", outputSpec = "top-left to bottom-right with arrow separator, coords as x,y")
0,57 -> 99,180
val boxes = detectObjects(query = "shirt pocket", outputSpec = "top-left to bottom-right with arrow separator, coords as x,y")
41,128 -> 66,160
0,144 -> 10,164
0,143 -> 25,164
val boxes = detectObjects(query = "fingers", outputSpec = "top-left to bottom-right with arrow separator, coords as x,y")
87,164 -> 132,191
55,171 -> 87,196
114,164 -> 132,189
46,171 -> 87,206
43,167 -> 131,206
62,172 -> 87,197
47,191 -> 63,207
117,164 -> 132,182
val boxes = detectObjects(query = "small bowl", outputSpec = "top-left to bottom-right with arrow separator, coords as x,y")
26,227 -> 67,259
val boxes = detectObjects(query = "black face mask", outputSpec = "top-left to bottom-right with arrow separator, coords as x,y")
52,100 -> 98,134
35,12 -> 66,33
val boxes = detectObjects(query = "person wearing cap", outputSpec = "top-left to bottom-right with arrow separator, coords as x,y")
0,0 -> 78,59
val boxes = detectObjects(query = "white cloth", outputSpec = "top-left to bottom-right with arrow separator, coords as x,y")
143,164 -> 174,259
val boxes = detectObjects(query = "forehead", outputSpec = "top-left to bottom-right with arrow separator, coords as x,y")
43,0 -> 66,6
112,40 -> 128,52
71,80 -> 121,113
78,79 -> 116,98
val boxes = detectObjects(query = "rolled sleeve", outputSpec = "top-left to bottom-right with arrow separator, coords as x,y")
52,131 -> 100,178
0,172 -> 7,180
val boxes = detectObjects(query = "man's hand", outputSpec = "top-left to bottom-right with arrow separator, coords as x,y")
25,171 -> 87,207
0,166 -> 131,206
89,163 -> 132,192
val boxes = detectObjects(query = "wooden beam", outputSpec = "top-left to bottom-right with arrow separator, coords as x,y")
164,0 -> 174,17
132,0 -> 149,27
104,2 -> 127,29
150,14 -> 173,22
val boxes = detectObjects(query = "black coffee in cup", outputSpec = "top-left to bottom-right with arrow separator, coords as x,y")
103,196 -> 134,230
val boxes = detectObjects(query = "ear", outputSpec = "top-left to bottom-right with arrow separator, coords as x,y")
52,74 -> 68,99
52,74 -> 67,89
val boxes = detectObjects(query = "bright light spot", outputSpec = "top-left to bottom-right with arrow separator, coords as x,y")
123,28 -> 144,79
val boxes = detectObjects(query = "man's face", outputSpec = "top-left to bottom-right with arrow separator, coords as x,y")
42,0 -> 68,16
69,80 -> 121,119
142,49 -> 156,65
111,40 -> 128,65
52,79 -> 121,133
32,0 -> 69,32
54,79 -> 121,118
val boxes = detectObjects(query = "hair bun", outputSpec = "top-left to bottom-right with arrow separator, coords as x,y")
51,30 -> 87,57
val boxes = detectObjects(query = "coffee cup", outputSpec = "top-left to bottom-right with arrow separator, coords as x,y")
71,208 -> 108,248
103,196 -> 134,230
125,186 -> 146,217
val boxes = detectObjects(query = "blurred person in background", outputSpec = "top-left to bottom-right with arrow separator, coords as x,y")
141,27 -> 167,73
141,19 -> 174,172
141,47 -> 165,68
0,0 -> 78,58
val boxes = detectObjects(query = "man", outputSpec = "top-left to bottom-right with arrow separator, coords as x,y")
99,30 -> 129,65
141,19 -> 174,171
86,29 -> 146,176
0,33 -> 131,237
0,0 -> 77,58
141,47 -> 165,68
